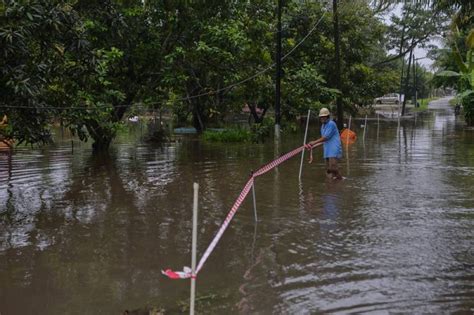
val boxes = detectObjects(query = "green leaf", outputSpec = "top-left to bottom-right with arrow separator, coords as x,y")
466,29 -> 474,50
451,49 -> 468,73
435,70 -> 461,77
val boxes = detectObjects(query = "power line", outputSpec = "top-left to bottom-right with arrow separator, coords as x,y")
1,12 -> 327,111
166,12 -> 327,102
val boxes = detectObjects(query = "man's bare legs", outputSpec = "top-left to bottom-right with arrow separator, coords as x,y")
326,158 -> 343,180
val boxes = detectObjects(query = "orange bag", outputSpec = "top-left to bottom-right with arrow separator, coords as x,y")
340,128 -> 357,145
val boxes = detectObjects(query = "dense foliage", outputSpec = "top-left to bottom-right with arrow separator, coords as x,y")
432,0 -> 474,126
0,0 -> 459,150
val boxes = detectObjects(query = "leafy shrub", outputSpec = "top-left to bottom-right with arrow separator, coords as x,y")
250,117 -> 273,143
461,90 -> 474,126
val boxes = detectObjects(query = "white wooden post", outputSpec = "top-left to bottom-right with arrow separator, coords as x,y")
298,109 -> 311,180
363,115 -> 368,141
346,116 -> 352,145
190,183 -> 199,315
252,182 -> 258,222
377,113 -> 380,140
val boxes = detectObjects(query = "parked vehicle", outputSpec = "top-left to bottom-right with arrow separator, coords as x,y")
374,93 -> 402,104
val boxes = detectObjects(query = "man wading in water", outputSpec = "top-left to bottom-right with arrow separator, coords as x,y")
306,108 -> 343,180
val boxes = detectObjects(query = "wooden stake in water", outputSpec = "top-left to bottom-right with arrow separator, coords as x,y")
190,183 -> 199,315
346,115 -> 352,146
252,182 -> 258,222
363,115 -> 368,141
298,109 -> 311,180
397,100 -> 401,132
377,113 -> 380,140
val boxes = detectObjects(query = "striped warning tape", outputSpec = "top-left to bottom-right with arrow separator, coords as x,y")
162,142 -> 322,280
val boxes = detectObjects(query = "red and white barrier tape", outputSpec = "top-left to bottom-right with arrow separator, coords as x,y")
162,142 -> 322,280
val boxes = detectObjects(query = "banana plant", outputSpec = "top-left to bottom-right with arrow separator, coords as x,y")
436,29 -> 474,125
437,30 -> 473,86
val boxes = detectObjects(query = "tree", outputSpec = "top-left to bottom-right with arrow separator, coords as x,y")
381,2 -> 449,115
432,0 -> 473,125
2,0 -> 443,150
280,0 -> 397,117
0,1 -> 87,145
436,30 -> 474,125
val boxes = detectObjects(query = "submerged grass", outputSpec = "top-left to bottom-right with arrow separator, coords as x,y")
412,97 -> 439,112
449,96 -> 460,106
202,128 -> 252,143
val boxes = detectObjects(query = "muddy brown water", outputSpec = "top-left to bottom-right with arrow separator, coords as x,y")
1,97 -> 473,314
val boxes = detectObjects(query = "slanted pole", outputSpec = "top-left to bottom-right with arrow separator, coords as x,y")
346,116 -> 352,145
363,115 -> 368,141
377,113 -> 380,140
252,182 -> 258,222
190,183 -> 199,315
299,109 -> 311,180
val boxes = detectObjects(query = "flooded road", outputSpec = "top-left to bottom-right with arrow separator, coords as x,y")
1,97 -> 473,314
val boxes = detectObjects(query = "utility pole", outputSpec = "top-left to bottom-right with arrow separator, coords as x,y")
401,45 -> 414,116
399,59 -> 405,113
413,53 -> 417,108
398,7 -> 407,112
333,0 -> 343,129
275,0 -> 282,140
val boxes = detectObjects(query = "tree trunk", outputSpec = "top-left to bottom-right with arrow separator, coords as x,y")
192,101 -> 205,133
398,25 -> 406,103
401,46 -> 414,116
92,137 -> 112,152
86,121 -> 114,152
248,103 -> 268,124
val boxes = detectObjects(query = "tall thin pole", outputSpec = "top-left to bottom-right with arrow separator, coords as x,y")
413,53 -> 417,108
190,183 -> 199,315
398,40 -> 406,107
275,0 -> 282,140
252,183 -> 258,222
398,8 -> 406,113
401,46 -> 414,116
346,115 -> 352,146
333,0 -> 343,129
363,115 -> 368,141
299,109 -> 311,180
344,116 -> 351,149
397,57 -> 404,122
377,113 -> 380,140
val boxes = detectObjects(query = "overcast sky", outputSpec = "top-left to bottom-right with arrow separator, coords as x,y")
382,4 -> 441,69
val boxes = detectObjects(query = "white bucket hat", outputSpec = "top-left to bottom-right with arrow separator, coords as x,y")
319,107 -> 330,117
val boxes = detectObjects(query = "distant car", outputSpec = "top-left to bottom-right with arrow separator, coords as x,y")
374,93 -> 401,104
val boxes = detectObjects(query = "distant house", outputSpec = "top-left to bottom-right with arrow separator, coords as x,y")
242,104 -> 263,115
0,115 -> 13,150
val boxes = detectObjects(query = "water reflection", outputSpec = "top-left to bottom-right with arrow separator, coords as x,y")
1,98 -> 473,314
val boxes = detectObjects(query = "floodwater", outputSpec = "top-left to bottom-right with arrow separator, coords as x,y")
1,97 -> 473,314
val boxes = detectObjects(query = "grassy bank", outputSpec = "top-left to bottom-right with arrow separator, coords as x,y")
411,97 -> 439,112
202,128 -> 253,142
449,96 -> 460,106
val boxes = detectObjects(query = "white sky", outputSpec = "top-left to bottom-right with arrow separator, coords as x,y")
382,4 -> 441,69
